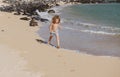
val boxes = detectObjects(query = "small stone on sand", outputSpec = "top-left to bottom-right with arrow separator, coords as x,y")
1,30 -> 4,32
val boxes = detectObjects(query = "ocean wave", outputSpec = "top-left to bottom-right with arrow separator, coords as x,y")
62,18 -> 120,35
38,11 -> 52,21
50,6 -> 62,15
64,26 -> 120,35
49,3 -> 73,15
100,26 -> 120,31
68,20 -> 120,30
80,30 -> 120,35
80,23 -> 120,32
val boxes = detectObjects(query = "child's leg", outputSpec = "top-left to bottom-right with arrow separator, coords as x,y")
48,35 -> 53,44
56,35 -> 60,48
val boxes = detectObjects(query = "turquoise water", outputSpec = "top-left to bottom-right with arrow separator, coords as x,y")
63,3 -> 120,28
38,3 -> 120,57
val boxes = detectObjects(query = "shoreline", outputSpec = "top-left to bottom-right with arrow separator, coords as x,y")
38,3 -> 120,57
0,1 -> 120,77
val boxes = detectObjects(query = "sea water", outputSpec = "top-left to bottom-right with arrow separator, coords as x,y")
61,3 -> 120,35
38,3 -> 120,57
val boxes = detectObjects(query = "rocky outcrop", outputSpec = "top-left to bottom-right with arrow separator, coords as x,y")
0,5 -> 14,12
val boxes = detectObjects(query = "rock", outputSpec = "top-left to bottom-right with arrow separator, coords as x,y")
14,12 -> 21,15
20,17 -> 30,21
48,9 -> 55,13
0,5 -> 14,12
1,30 -> 4,32
56,4 -> 60,6
40,18 -> 49,22
29,17 -> 38,26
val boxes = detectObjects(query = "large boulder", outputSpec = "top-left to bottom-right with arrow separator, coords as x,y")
48,9 -> 55,13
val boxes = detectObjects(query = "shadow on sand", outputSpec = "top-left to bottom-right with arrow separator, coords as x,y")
36,39 -> 55,47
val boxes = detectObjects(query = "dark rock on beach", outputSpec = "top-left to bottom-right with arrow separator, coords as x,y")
1,30 -> 4,32
48,9 -> 55,13
20,17 -> 30,21
29,17 -> 38,26
0,5 -> 14,12
56,4 -> 60,6
40,18 -> 49,22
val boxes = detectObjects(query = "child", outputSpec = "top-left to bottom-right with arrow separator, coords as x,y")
48,15 -> 61,48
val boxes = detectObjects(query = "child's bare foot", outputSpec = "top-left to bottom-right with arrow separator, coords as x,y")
48,42 -> 50,45
56,46 -> 60,49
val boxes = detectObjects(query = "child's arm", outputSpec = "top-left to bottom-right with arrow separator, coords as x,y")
58,24 -> 62,30
49,23 -> 53,32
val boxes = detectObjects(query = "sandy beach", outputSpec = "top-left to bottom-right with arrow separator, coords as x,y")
0,1 -> 120,77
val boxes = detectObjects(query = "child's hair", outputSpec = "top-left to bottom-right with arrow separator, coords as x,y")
52,15 -> 60,24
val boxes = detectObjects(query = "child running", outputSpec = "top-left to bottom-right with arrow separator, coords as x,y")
48,15 -> 61,49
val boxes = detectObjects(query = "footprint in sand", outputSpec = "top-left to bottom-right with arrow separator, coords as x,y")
70,69 -> 76,72
63,62 -> 67,65
1,30 -> 4,32
58,55 -> 62,57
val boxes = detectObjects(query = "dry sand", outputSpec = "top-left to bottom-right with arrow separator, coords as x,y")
0,4 -> 120,77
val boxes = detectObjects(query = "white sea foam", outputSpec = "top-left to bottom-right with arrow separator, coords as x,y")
49,3 -> 73,15
38,11 -> 52,21
37,5 -> 65,21
64,26 -> 120,35
79,22 -> 96,27
80,30 -> 119,35
101,26 -> 120,31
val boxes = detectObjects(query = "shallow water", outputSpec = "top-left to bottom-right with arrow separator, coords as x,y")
38,3 -> 120,57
